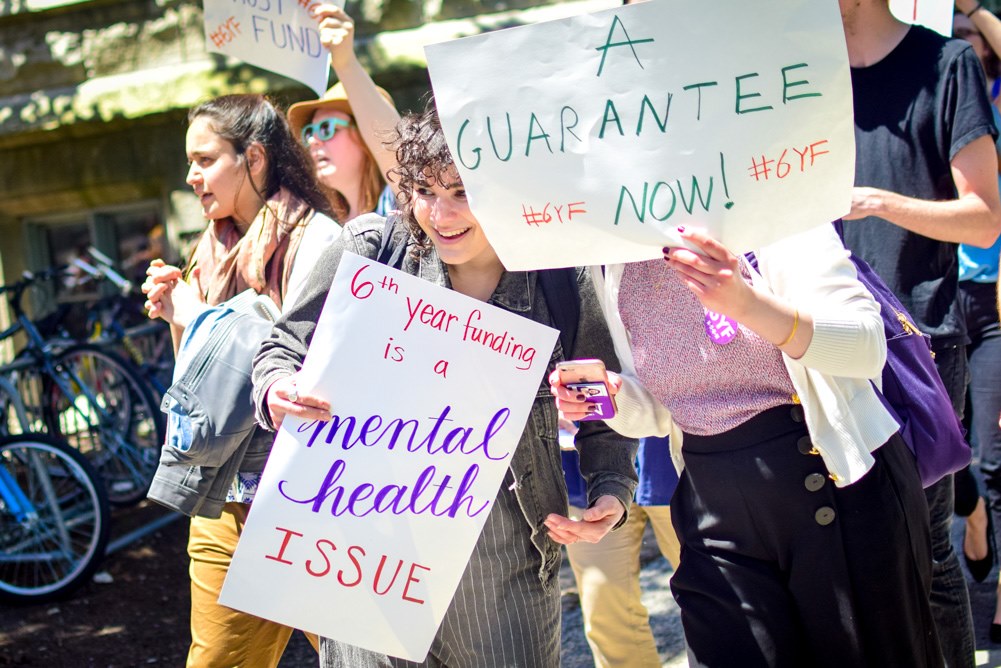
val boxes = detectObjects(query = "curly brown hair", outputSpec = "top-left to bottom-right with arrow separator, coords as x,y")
386,101 -> 456,254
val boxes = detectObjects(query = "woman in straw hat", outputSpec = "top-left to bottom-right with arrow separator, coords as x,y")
289,4 -> 401,222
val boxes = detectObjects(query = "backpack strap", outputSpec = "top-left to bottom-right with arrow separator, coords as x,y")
537,268 -> 581,359
376,214 -> 408,270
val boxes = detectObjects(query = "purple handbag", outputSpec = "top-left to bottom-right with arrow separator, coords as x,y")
749,228 -> 971,487
843,250 -> 971,487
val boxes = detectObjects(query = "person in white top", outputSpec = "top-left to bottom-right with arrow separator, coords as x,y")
549,223 -> 941,666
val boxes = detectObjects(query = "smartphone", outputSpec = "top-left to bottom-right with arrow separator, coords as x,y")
556,359 -> 617,421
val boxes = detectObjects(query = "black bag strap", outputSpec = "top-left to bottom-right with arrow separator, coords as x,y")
376,214 -> 408,270
538,268 -> 580,359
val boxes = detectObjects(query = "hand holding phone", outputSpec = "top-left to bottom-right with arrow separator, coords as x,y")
555,359 -> 617,421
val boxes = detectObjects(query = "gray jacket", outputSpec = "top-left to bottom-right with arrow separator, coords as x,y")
147,291 -> 277,519
252,214 -> 638,585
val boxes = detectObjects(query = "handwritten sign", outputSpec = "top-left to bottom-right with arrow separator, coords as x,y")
425,0 -> 854,271
219,252 -> 558,661
890,0 -> 954,37
202,0 -> 335,97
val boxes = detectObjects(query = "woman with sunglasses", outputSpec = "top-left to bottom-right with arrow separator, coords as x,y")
142,94 -> 335,667
288,4 -> 400,222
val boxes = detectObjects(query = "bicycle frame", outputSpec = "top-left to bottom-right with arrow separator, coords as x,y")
0,376 -> 74,561
0,276 -> 152,491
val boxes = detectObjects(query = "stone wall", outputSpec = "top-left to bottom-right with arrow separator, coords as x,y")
0,0 -> 613,292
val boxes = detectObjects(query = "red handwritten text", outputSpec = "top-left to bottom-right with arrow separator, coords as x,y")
265,526 -> 431,604
747,140 -> 829,182
209,17 -> 242,49
521,201 -> 587,226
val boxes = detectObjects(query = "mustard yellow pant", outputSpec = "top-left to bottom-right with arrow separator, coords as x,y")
566,503 -> 680,668
187,503 -> 318,668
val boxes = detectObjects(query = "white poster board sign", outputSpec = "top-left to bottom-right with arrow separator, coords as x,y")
202,0 -> 334,97
425,0 -> 855,271
219,252 -> 558,661
890,0 -> 954,37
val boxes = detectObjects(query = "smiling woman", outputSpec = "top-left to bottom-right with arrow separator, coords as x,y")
251,100 -> 640,668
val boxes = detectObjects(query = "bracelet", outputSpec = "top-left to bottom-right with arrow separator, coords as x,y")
966,2 -> 984,17
778,309 -> 799,347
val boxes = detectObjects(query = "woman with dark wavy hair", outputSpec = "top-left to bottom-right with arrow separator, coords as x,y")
252,102 -> 639,668
142,93 -> 337,667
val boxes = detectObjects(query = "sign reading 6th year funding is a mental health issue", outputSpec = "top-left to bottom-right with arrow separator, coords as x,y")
219,252 -> 558,662
425,0 -> 855,271
202,0 -> 335,97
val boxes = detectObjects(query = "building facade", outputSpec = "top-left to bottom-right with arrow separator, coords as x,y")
0,0 -> 609,326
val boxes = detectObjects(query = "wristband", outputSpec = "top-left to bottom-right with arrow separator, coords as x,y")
967,2 -> 984,17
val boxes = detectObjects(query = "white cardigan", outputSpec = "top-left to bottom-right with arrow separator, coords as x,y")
594,223 -> 900,487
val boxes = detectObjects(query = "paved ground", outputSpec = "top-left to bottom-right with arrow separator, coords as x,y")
274,509 -> 1001,667
8,492 -> 1001,666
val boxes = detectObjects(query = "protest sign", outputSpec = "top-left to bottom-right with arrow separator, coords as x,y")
202,0 -> 333,97
219,252 -> 558,661
425,0 -> 854,270
890,0 -> 953,37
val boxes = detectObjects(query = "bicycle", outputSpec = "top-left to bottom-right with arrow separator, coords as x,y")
0,433 -> 110,603
69,249 -> 174,400
0,372 -> 110,603
0,268 -> 164,506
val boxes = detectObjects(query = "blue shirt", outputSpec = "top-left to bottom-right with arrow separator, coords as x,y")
375,184 -> 396,216
562,434 -> 677,508
958,105 -> 1001,283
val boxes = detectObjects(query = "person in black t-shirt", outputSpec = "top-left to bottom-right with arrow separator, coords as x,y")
840,1 -> 1001,665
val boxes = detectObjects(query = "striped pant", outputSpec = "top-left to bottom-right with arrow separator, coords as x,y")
320,473 -> 561,668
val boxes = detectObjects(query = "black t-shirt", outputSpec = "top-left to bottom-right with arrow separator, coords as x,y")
844,25 -> 995,343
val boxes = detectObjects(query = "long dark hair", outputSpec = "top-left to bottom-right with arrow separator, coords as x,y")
188,95 -> 334,224
387,101 -> 455,254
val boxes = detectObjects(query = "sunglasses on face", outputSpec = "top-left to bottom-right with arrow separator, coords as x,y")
300,117 -> 352,145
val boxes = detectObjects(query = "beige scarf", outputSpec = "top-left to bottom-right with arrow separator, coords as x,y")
186,188 -> 310,309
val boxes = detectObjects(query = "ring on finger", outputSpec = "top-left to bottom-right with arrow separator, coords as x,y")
288,386 -> 299,403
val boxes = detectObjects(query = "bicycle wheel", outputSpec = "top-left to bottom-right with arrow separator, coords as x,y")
0,434 -> 110,603
45,344 -> 164,506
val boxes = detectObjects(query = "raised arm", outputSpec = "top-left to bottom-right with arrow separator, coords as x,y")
958,0 -> 1001,73
314,4 -> 402,192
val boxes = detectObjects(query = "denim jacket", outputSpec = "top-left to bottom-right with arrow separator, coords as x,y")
252,213 -> 638,586
147,291 -> 277,518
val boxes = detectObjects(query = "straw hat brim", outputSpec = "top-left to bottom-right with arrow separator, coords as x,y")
287,82 -> 395,139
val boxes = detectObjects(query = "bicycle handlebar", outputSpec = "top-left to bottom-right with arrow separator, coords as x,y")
84,247 -> 134,295
73,257 -> 132,296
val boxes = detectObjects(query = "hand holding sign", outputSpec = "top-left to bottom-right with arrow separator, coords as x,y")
313,4 -> 357,68
265,372 -> 330,428
220,252 -> 558,661
202,0 -> 338,96
663,227 -> 758,322
425,0 -> 855,270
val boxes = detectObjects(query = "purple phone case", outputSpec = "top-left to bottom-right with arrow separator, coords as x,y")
567,382 -> 616,421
